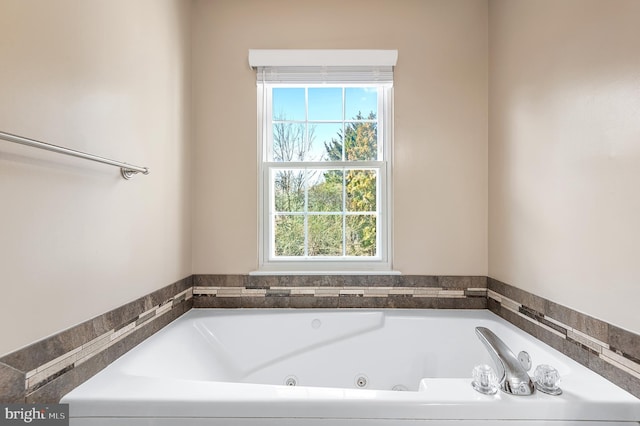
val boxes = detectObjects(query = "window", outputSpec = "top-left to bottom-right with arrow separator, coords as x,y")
250,50 -> 397,272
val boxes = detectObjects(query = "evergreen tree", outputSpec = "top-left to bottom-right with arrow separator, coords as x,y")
322,112 -> 378,256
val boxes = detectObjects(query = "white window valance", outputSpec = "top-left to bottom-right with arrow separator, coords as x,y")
249,49 -> 398,84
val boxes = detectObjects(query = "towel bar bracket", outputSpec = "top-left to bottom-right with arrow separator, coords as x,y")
121,167 -> 149,180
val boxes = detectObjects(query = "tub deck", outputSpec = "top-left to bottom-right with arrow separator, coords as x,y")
61,309 -> 640,425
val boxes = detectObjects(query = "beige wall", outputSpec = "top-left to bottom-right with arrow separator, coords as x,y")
0,0 -> 192,356
191,0 -> 489,275
489,0 -> 640,333
2,0 -> 637,357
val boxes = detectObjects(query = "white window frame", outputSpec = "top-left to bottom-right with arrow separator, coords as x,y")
251,50 -> 396,273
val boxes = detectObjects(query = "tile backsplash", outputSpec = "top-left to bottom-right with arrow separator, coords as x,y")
1,274 -> 638,403
488,278 -> 640,398
192,274 -> 487,309
0,277 -> 193,403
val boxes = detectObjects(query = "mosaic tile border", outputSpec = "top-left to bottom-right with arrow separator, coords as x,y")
0,277 -> 193,403
488,278 -> 640,398
192,275 -> 488,309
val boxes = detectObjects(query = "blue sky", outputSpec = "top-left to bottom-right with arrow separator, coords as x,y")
273,87 -> 378,121
272,87 -> 378,160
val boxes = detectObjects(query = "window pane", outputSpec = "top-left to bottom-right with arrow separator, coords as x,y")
346,215 -> 377,256
308,88 -> 342,121
345,87 -> 377,121
308,215 -> 342,256
346,169 -> 377,212
274,169 -> 305,212
273,88 -> 305,121
272,122 -> 307,162
308,169 -> 343,212
312,123 -> 343,161
344,121 -> 378,161
275,215 -> 305,256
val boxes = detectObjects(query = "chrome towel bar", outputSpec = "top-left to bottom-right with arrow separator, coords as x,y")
0,130 -> 149,179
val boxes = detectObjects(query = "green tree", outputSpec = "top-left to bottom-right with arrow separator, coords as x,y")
273,112 -> 378,257
323,112 -> 378,256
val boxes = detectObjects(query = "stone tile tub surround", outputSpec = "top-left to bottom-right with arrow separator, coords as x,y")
488,278 -> 640,398
0,276 -> 193,403
192,274 -> 488,309
2,274 -> 639,403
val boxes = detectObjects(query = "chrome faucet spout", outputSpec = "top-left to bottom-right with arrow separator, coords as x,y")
475,327 -> 535,396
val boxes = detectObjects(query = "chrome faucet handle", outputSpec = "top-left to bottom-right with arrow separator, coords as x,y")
475,327 -> 535,396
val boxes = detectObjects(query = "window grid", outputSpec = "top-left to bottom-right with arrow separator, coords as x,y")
270,166 -> 380,259
259,83 -> 392,270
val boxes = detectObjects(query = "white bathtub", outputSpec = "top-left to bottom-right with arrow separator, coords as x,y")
61,309 -> 640,425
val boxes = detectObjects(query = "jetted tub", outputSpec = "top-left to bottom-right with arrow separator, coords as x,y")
62,309 -> 640,425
